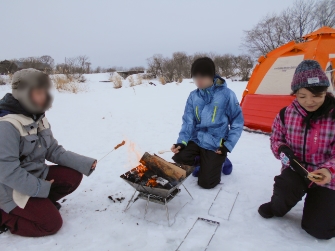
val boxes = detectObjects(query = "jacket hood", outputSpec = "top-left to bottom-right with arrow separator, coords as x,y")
0,93 -> 40,118
213,75 -> 227,88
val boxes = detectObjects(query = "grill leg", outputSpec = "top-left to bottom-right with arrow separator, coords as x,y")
124,189 -> 138,212
182,184 -> 193,200
143,194 -> 150,219
165,198 -> 171,226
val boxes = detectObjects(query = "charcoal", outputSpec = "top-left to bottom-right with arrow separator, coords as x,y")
108,196 -> 116,203
116,197 -> 125,203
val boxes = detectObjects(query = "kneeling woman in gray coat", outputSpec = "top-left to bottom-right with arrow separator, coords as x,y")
0,69 -> 97,237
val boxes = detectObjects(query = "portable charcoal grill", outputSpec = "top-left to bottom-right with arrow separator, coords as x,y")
121,153 -> 194,226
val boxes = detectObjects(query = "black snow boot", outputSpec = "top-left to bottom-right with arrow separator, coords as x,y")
258,202 -> 274,219
54,202 -> 62,210
0,214 -> 8,234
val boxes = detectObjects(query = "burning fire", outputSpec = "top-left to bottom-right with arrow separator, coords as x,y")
132,164 -> 158,187
136,164 -> 148,178
146,178 -> 158,187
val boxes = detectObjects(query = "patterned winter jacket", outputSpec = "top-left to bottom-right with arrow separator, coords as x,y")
177,76 -> 244,152
271,99 -> 335,190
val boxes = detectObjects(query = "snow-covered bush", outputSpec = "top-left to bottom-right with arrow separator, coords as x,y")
52,75 -> 86,94
0,76 -> 6,85
128,75 -> 136,87
136,74 -> 143,85
159,76 -> 166,85
111,74 -> 123,89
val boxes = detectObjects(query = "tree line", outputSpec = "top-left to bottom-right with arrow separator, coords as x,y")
1,52 -> 253,82
147,52 -> 253,82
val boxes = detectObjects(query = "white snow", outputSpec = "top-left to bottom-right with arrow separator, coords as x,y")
0,75 -> 334,250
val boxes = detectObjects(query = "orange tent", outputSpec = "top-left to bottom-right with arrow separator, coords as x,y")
241,26 -> 335,133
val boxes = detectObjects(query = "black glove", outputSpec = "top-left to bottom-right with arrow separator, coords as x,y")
278,145 -> 308,178
174,143 -> 186,151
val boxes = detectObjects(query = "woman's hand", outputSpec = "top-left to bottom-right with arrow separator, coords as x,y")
91,161 -> 97,170
310,168 -> 332,185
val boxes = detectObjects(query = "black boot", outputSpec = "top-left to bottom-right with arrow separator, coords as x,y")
53,202 -> 62,210
0,213 -> 8,234
258,202 -> 274,219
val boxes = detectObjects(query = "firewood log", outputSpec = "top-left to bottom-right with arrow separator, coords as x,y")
154,154 -> 195,177
140,152 -> 186,183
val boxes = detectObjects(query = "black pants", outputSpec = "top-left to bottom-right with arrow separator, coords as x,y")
270,168 -> 335,240
172,141 -> 226,189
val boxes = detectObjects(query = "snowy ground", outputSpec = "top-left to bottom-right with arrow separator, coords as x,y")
0,74 -> 334,251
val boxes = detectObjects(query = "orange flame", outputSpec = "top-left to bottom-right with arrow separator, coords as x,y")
135,164 -> 148,178
126,140 -> 143,168
146,178 -> 158,187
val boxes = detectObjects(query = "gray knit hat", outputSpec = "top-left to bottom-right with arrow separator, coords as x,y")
291,60 -> 330,92
12,68 -> 53,114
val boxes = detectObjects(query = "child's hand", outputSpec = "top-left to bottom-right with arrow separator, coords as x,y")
171,144 -> 185,154
310,168 -> 332,185
216,146 -> 228,155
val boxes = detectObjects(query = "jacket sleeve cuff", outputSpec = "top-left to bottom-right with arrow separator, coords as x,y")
223,142 -> 233,153
325,166 -> 335,182
80,157 -> 97,176
34,179 -> 51,198
177,140 -> 188,146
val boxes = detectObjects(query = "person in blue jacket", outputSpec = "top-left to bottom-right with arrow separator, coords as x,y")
171,57 -> 244,189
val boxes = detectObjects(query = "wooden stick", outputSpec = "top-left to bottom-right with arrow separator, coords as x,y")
158,150 -> 171,154
292,159 -> 323,181
98,140 -> 126,162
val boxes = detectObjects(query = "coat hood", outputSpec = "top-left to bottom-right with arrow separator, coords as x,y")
0,93 -> 40,119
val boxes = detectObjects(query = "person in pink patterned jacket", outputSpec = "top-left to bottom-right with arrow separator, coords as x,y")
258,60 -> 335,240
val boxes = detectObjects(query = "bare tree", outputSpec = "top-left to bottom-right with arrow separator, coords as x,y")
161,57 -> 176,83
214,54 -> 236,79
94,66 -> 102,73
147,54 -> 164,78
55,56 -> 90,82
129,66 -> 145,71
234,55 -> 254,81
313,0 -> 335,28
14,56 -> 54,73
0,60 -> 18,74
39,55 -> 55,70
242,14 -> 286,57
241,0 -> 335,57
290,0 -> 316,39
172,52 -> 191,79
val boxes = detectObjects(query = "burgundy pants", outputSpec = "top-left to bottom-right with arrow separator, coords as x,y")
1,166 -> 83,237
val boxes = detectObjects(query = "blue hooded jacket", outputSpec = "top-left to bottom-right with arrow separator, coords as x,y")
177,76 -> 244,152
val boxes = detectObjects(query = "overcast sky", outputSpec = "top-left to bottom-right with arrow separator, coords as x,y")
1,0 -> 294,68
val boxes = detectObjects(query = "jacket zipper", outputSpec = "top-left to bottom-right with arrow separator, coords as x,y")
212,106 -> 217,122
195,106 -> 200,121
